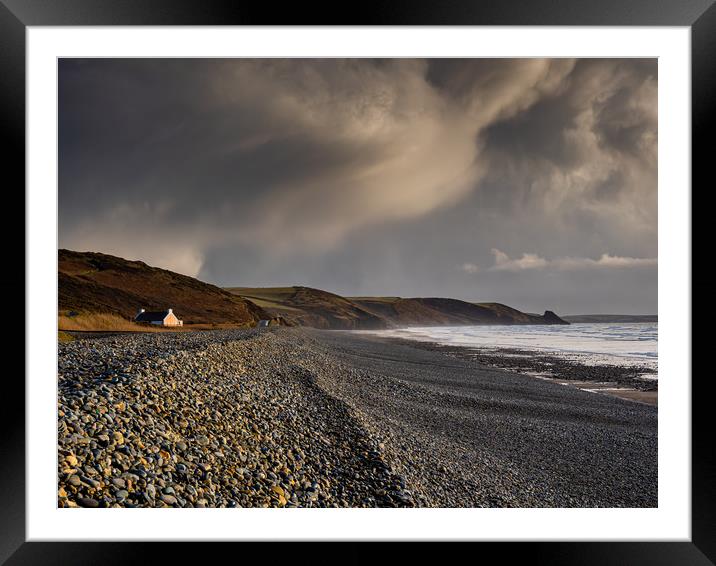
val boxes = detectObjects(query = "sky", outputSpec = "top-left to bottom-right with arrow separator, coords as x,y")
59,58 -> 657,315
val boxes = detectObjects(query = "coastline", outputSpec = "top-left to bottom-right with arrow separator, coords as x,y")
58,327 -> 657,508
366,335 -> 658,406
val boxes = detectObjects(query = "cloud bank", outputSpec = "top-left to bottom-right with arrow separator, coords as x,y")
59,58 -> 657,313
479,249 -> 658,272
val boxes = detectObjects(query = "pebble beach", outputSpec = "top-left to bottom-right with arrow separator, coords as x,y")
58,328 -> 657,508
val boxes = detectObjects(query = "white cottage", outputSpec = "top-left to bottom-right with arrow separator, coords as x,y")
135,308 -> 183,326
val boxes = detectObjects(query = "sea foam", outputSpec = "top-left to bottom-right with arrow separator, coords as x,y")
363,322 -> 658,378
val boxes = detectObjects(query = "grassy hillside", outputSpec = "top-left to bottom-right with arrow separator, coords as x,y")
227,287 -> 568,329
351,297 -> 566,326
59,249 -> 269,328
226,286 -> 384,330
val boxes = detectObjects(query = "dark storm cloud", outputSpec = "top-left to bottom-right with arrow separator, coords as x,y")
59,58 -> 657,314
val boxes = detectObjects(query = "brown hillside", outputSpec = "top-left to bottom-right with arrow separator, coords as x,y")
351,297 -> 565,326
226,286 -> 568,329
59,249 -> 269,326
226,286 -> 385,330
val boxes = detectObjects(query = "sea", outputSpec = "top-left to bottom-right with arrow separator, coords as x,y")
366,322 -> 658,379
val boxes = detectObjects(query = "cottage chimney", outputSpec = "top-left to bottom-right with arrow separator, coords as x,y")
168,308 -> 173,313
137,308 -> 145,316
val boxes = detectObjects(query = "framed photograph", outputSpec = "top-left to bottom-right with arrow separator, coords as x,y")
6,0 -> 709,563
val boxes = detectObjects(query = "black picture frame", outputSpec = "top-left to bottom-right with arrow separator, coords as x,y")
4,1 -> 709,563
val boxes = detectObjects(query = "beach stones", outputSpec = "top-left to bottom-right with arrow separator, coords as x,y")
57,328 -> 419,509
160,494 -> 178,506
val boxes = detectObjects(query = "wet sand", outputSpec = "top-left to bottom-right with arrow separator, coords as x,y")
546,379 -> 658,406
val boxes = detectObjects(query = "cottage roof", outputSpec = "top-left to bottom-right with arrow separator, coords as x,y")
135,310 -> 171,322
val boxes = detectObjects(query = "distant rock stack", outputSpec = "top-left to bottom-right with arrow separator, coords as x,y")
543,310 -> 570,325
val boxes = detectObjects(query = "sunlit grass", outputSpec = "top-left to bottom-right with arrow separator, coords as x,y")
58,312 -> 167,332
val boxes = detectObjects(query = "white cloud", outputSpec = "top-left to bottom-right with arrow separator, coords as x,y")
554,254 -> 657,270
490,249 -> 548,271
461,262 -> 480,274
480,249 -> 657,272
